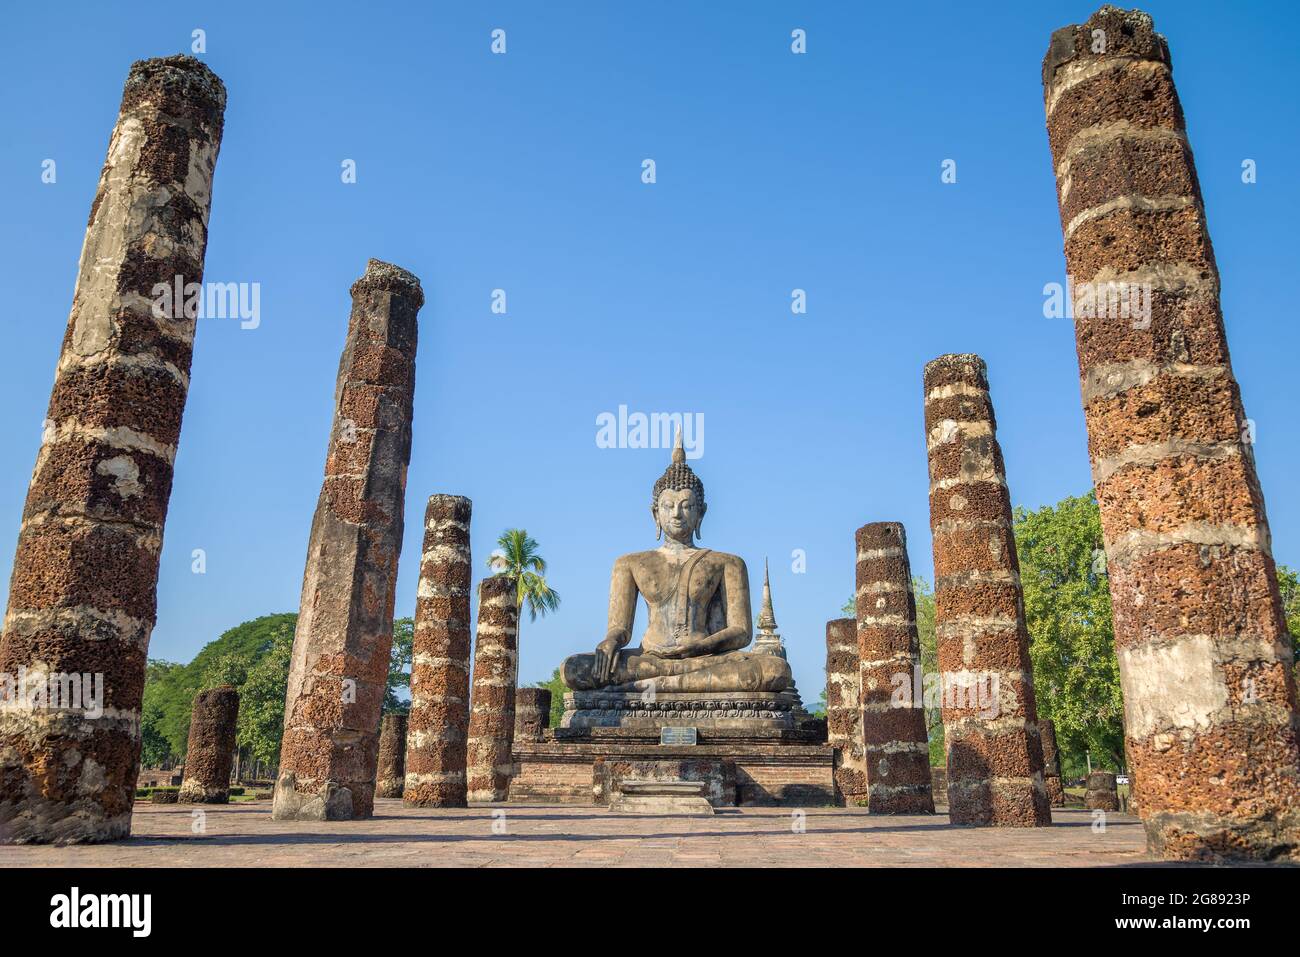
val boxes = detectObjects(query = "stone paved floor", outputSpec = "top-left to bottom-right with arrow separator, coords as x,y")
0,800 -> 1149,866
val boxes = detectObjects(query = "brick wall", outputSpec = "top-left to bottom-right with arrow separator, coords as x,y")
510,744 -> 835,807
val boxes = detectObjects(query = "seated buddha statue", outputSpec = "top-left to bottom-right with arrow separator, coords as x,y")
561,437 -> 792,695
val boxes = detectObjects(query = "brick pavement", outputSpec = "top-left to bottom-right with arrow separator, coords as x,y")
0,799 -> 1147,867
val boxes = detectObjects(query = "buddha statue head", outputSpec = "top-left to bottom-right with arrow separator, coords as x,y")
651,435 -> 706,545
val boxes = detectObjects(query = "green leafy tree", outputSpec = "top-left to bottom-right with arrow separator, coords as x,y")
1014,491 -> 1125,771
487,529 -> 561,638
147,613 -> 298,758
202,651 -> 251,691
141,659 -> 184,767
138,612 -> 414,772
537,667 -> 569,729
384,617 -> 414,714
237,620 -> 296,767
1275,564 -> 1300,681
808,687 -> 827,719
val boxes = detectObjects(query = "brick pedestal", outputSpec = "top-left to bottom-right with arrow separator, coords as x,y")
510,727 -> 834,806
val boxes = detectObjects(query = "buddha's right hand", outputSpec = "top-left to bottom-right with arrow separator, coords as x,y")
592,636 -> 622,684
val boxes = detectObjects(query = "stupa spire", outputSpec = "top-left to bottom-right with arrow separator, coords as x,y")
753,557 -> 785,661
757,558 -> 777,631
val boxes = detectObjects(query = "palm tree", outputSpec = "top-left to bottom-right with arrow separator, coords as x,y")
486,529 -> 560,639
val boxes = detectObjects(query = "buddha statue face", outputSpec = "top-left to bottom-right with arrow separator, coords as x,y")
653,487 -> 705,545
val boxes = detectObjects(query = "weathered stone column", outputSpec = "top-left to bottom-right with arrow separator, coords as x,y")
924,354 -> 1051,827
404,494 -> 472,808
1040,718 -> 1066,807
272,259 -> 422,822
375,713 -> 407,799
466,576 -> 519,803
825,618 -> 867,806
1085,771 -> 1120,812
178,688 -> 239,804
855,523 -> 935,814
514,688 -> 551,743
1043,6 -> 1300,861
0,56 -> 225,845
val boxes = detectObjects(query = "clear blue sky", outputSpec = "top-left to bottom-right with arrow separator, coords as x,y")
2,1 -> 1297,700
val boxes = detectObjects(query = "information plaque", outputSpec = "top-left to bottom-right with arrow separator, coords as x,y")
660,726 -> 698,746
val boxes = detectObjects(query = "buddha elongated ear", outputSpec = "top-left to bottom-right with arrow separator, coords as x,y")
650,502 -> 662,541
694,502 -> 707,541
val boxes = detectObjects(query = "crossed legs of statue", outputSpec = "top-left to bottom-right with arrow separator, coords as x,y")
562,648 -> 791,693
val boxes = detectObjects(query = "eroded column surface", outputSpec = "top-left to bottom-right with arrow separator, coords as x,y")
272,259 -> 422,822
466,576 -> 519,803
375,713 -> 407,798
178,687 -> 239,804
1086,771 -> 1120,812
404,494 -> 473,807
826,618 -> 867,806
514,688 -> 551,743
924,354 -> 1051,827
1043,6 -> 1300,861
0,56 -> 225,845
1040,717 -> 1066,807
855,523 -> 935,814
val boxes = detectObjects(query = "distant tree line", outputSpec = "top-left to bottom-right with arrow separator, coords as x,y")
139,524 -> 560,778
142,615 -> 413,777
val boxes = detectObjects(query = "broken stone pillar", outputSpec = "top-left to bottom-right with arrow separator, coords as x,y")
825,618 -> 867,806
0,56 -> 225,845
177,687 -> 239,804
404,494 -> 472,808
466,576 -> 519,803
1040,718 -> 1066,807
375,713 -> 407,799
924,354 -> 1051,827
1043,6 -> 1300,861
855,522 -> 935,814
272,259 -> 422,822
514,688 -> 551,743
1085,771 -> 1120,812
